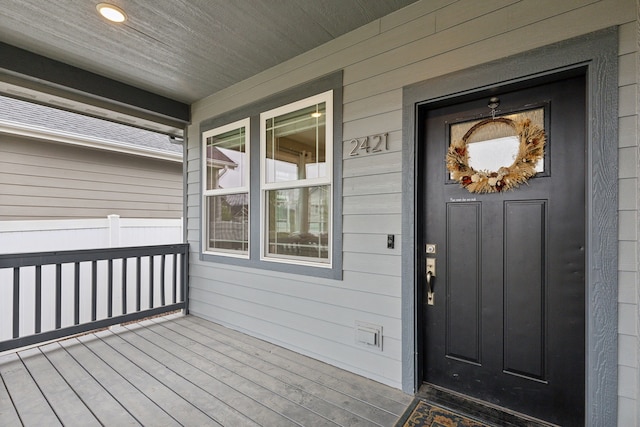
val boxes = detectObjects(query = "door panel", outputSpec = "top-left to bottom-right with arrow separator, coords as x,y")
504,200 -> 546,380
446,202 -> 481,364
420,75 -> 585,426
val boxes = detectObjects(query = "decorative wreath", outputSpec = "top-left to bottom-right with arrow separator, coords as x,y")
446,117 -> 545,194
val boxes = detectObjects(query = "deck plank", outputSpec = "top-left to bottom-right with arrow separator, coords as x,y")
0,352 -> 62,426
0,365 -> 22,426
39,341 -> 140,426
17,347 -> 101,426
59,336 -> 180,426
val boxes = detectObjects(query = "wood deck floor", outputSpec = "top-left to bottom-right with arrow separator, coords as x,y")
0,314 -> 413,426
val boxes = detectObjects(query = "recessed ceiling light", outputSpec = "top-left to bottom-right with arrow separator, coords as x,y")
96,3 -> 127,23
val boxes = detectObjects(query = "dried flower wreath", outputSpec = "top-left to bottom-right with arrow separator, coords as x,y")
446,117 -> 546,193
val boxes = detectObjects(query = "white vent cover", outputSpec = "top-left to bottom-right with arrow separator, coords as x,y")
355,321 -> 382,351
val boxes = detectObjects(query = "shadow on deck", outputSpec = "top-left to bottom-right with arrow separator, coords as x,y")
0,314 -> 413,426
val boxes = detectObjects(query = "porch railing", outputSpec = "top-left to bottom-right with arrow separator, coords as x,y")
0,243 -> 189,352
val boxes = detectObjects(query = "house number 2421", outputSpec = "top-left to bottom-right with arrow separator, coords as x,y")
349,133 -> 389,156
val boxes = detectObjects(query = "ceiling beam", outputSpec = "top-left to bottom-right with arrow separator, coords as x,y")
0,42 -> 190,129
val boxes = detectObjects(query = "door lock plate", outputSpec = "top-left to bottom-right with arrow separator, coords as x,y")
426,258 -> 436,277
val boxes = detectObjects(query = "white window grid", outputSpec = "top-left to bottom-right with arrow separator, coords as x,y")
201,117 -> 251,258
259,90 -> 333,267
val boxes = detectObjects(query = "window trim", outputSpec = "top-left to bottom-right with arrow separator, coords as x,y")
259,90 -> 333,267
201,117 -> 250,258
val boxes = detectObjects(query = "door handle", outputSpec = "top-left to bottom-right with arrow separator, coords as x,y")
426,271 -> 435,305
426,258 -> 436,305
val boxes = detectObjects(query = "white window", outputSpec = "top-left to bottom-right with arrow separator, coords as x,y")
260,91 -> 333,266
202,118 -> 250,257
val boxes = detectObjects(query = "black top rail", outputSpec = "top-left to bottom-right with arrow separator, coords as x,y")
0,243 -> 189,353
0,244 -> 188,268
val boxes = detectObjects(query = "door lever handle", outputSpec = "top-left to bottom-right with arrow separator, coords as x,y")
426,270 -> 435,305
426,257 -> 436,305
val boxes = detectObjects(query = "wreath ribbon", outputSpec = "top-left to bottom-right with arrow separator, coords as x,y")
446,117 -> 545,193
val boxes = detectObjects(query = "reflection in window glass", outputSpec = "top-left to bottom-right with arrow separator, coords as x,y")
266,186 -> 330,262
467,136 -> 520,172
206,194 -> 249,253
202,118 -> 250,257
206,127 -> 247,190
261,91 -> 333,267
265,102 -> 326,183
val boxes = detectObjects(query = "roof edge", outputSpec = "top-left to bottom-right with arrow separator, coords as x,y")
0,120 -> 182,163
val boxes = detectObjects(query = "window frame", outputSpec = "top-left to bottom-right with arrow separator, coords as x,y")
201,117 -> 251,258
259,90 -> 333,267
198,71 -> 343,280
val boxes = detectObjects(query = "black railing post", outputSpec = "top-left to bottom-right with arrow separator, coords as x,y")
172,253 -> 177,304
12,268 -> 19,339
108,259 -> 113,318
136,257 -> 141,312
149,256 -> 154,309
122,258 -> 127,315
91,260 -> 97,322
35,265 -> 42,334
160,255 -> 166,307
55,264 -> 62,329
183,249 -> 189,314
74,262 -> 80,325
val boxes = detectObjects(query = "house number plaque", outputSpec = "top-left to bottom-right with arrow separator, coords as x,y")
349,133 -> 389,156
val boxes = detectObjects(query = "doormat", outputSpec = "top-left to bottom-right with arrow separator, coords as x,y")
397,399 -> 491,427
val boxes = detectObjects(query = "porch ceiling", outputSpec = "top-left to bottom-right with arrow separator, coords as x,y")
0,0 -> 417,105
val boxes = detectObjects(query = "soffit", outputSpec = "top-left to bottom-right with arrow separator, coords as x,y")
0,1 -> 417,106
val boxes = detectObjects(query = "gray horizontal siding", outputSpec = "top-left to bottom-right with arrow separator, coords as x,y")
189,270 -> 401,333
343,152 -> 402,178
1,135 -> 182,220
617,20 -> 639,426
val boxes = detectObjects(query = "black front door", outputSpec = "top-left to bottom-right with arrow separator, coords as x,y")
419,75 -> 586,426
